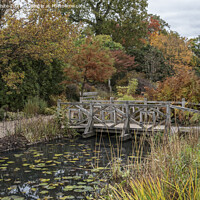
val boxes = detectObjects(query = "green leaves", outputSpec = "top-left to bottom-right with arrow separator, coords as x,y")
0,0 -> 79,109
68,0 -> 148,48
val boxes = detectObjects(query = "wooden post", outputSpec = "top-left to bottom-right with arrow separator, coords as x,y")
144,98 -> 148,122
57,99 -> 61,114
110,97 -> 114,122
182,98 -> 186,107
165,103 -> 171,135
156,107 -> 159,118
102,109 -> 105,122
83,103 -> 94,137
79,97 -> 83,121
90,103 -> 94,129
140,110 -> 143,125
69,109 -> 72,123
114,108 -> 117,125
121,101 -> 130,139
152,112 -> 156,126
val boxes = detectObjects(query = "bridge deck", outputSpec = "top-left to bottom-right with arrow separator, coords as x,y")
70,123 -> 200,136
57,98 -> 200,141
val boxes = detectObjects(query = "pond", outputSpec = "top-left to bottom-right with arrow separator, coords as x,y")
0,133 -> 149,200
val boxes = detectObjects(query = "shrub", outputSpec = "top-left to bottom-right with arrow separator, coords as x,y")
145,66 -> 200,103
127,78 -> 138,95
0,105 -> 8,121
65,84 -> 80,101
117,95 -> 135,101
23,96 -> 47,116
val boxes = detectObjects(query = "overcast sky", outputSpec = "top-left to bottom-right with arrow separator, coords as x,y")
147,0 -> 200,39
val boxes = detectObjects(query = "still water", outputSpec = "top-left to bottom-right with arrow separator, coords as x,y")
0,134 -> 149,200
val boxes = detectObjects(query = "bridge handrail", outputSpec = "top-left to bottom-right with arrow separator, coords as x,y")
170,105 -> 200,114
81,98 -> 200,106
57,99 -> 200,114
58,102 -> 169,108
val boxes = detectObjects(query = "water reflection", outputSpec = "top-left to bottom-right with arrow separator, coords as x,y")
0,133 -> 149,200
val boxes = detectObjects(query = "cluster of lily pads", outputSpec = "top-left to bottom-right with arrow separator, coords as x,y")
0,140 -> 111,200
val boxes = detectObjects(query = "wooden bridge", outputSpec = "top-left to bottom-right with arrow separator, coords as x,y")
57,98 -> 200,140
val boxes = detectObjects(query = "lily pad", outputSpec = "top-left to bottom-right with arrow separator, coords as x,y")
60,196 -> 75,200
40,190 -> 49,194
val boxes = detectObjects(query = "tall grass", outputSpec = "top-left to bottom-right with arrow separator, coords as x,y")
16,114 -> 79,143
100,130 -> 200,200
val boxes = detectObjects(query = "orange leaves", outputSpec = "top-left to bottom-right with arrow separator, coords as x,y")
145,66 -> 200,103
64,39 -> 115,91
111,50 -> 136,72
147,16 -> 161,35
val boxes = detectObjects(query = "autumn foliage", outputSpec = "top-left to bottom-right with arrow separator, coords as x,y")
111,50 -> 136,73
110,50 -> 136,86
145,66 -> 200,103
147,16 -> 161,35
63,38 -> 115,95
0,0 -> 77,89
150,32 -> 193,66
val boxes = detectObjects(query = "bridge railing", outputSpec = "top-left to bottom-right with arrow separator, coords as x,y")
81,97 -> 200,107
57,99 -> 200,137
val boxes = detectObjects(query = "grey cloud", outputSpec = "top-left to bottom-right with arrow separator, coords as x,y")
148,0 -> 200,38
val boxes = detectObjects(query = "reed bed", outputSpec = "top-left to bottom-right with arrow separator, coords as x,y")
100,130 -> 200,200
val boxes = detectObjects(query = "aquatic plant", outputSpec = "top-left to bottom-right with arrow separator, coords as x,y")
100,130 -> 200,200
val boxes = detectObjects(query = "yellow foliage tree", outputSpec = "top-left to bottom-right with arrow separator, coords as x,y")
0,0 -> 78,89
150,32 -> 193,66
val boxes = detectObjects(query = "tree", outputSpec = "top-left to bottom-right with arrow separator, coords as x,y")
145,65 -> 200,103
111,50 -> 136,87
189,35 -> 200,75
75,34 -> 124,51
65,0 -> 148,48
63,38 -> 115,95
0,0 -> 18,27
0,0 -> 79,109
150,31 -> 193,66
141,45 -> 172,81
147,14 -> 170,36
127,45 -> 172,82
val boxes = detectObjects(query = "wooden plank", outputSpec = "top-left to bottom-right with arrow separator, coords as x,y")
150,107 -> 166,117
130,117 -> 145,128
147,119 -> 166,131
109,118 -> 126,128
93,116 -> 110,128
65,100 -> 200,106
82,92 -> 98,96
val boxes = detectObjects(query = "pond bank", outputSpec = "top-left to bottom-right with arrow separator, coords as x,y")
0,115 -> 78,153
0,134 -> 28,153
